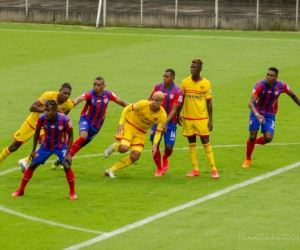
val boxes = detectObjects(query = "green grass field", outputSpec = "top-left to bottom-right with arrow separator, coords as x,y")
1,22 -> 300,250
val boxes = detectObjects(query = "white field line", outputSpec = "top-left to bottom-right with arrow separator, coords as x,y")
1,28 -> 300,43
64,161 -> 300,250
1,142 -> 300,176
0,205 -> 104,234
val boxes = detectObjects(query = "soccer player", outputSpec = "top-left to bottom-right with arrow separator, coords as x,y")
180,59 -> 219,178
53,76 -> 128,162
148,69 -> 182,176
11,100 -> 77,200
0,83 -> 74,170
103,91 -> 167,178
242,67 -> 300,168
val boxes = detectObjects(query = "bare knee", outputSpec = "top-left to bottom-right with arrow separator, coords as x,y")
130,151 -> 140,163
118,144 -> 129,153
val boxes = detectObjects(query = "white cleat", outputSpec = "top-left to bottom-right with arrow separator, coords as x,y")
104,170 -> 116,178
104,143 -> 116,158
18,159 -> 28,173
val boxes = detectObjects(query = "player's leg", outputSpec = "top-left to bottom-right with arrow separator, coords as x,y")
183,119 -> 199,177
58,149 -> 77,200
0,141 -> 22,164
162,123 -> 177,173
12,147 -> 49,197
257,115 -> 275,144
149,124 -> 163,176
105,129 -> 144,178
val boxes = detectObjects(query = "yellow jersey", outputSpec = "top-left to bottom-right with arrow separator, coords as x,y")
181,76 -> 212,120
26,91 -> 74,127
126,100 -> 167,133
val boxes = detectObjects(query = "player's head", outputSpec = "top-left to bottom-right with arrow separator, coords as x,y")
190,59 -> 203,76
163,69 -> 175,85
151,91 -> 164,111
58,83 -> 72,103
266,67 -> 278,84
94,77 -> 105,95
44,100 -> 58,120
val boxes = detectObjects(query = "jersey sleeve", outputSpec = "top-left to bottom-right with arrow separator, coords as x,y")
66,117 -> 73,130
36,116 -> 43,129
204,81 -> 212,100
37,92 -> 53,105
173,88 -> 183,106
282,82 -> 292,94
151,84 -> 159,95
132,100 -> 149,111
252,82 -> 262,96
109,91 -> 118,102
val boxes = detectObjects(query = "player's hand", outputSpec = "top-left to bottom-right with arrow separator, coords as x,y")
30,151 -> 36,159
257,115 -> 266,124
64,155 -> 72,165
163,126 -> 168,134
177,114 -> 182,126
152,144 -> 158,156
208,120 -> 213,131
116,125 -> 124,137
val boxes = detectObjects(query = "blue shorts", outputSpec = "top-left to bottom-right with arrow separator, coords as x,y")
150,123 -> 177,146
248,113 -> 275,134
78,116 -> 102,146
32,146 -> 67,164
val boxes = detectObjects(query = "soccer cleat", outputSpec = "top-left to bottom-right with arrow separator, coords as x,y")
155,168 -> 164,177
211,170 -> 219,179
162,158 -> 169,172
104,143 -> 116,158
18,159 -> 28,173
186,170 -> 200,177
70,193 -> 77,200
11,189 -> 24,197
104,170 -> 116,178
242,159 -> 251,168
51,158 -> 61,170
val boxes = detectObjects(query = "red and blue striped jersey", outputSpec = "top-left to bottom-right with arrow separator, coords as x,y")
80,89 -> 117,129
151,83 -> 182,124
37,113 -> 72,150
252,79 -> 291,115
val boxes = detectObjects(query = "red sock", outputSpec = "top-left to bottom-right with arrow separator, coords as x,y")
70,137 -> 86,157
246,140 -> 255,160
153,149 -> 161,169
66,169 -> 75,194
163,149 -> 172,159
20,168 -> 34,191
255,136 -> 266,145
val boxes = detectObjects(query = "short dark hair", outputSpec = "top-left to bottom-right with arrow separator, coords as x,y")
95,76 -> 104,81
165,69 -> 175,76
61,83 -> 72,90
268,67 -> 279,75
45,100 -> 58,110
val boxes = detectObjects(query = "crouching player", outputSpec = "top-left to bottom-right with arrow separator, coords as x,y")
11,100 -> 77,200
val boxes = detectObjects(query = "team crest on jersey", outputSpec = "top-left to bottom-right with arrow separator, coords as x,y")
58,126 -> 63,130
200,86 -> 204,90
153,117 -> 158,122
104,98 -> 108,103
170,94 -> 174,99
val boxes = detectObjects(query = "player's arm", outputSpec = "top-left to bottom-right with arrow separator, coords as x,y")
152,114 -> 167,155
30,120 -> 41,159
287,90 -> 300,106
206,99 -> 213,131
165,104 -> 181,131
116,104 -> 133,136
248,95 -> 265,124
64,126 -> 74,165
73,95 -> 86,106
115,97 -> 130,107
29,100 -> 44,113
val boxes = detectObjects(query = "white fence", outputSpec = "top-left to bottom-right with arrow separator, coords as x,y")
0,0 -> 299,31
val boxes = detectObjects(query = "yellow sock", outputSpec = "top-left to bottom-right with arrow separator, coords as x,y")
109,156 -> 132,172
113,142 -> 120,151
189,143 -> 198,171
203,142 -> 216,171
0,147 -> 11,163
25,155 -> 31,163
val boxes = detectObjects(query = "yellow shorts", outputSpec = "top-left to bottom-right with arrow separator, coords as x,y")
182,118 -> 210,137
13,120 -> 44,144
117,122 -> 146,153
